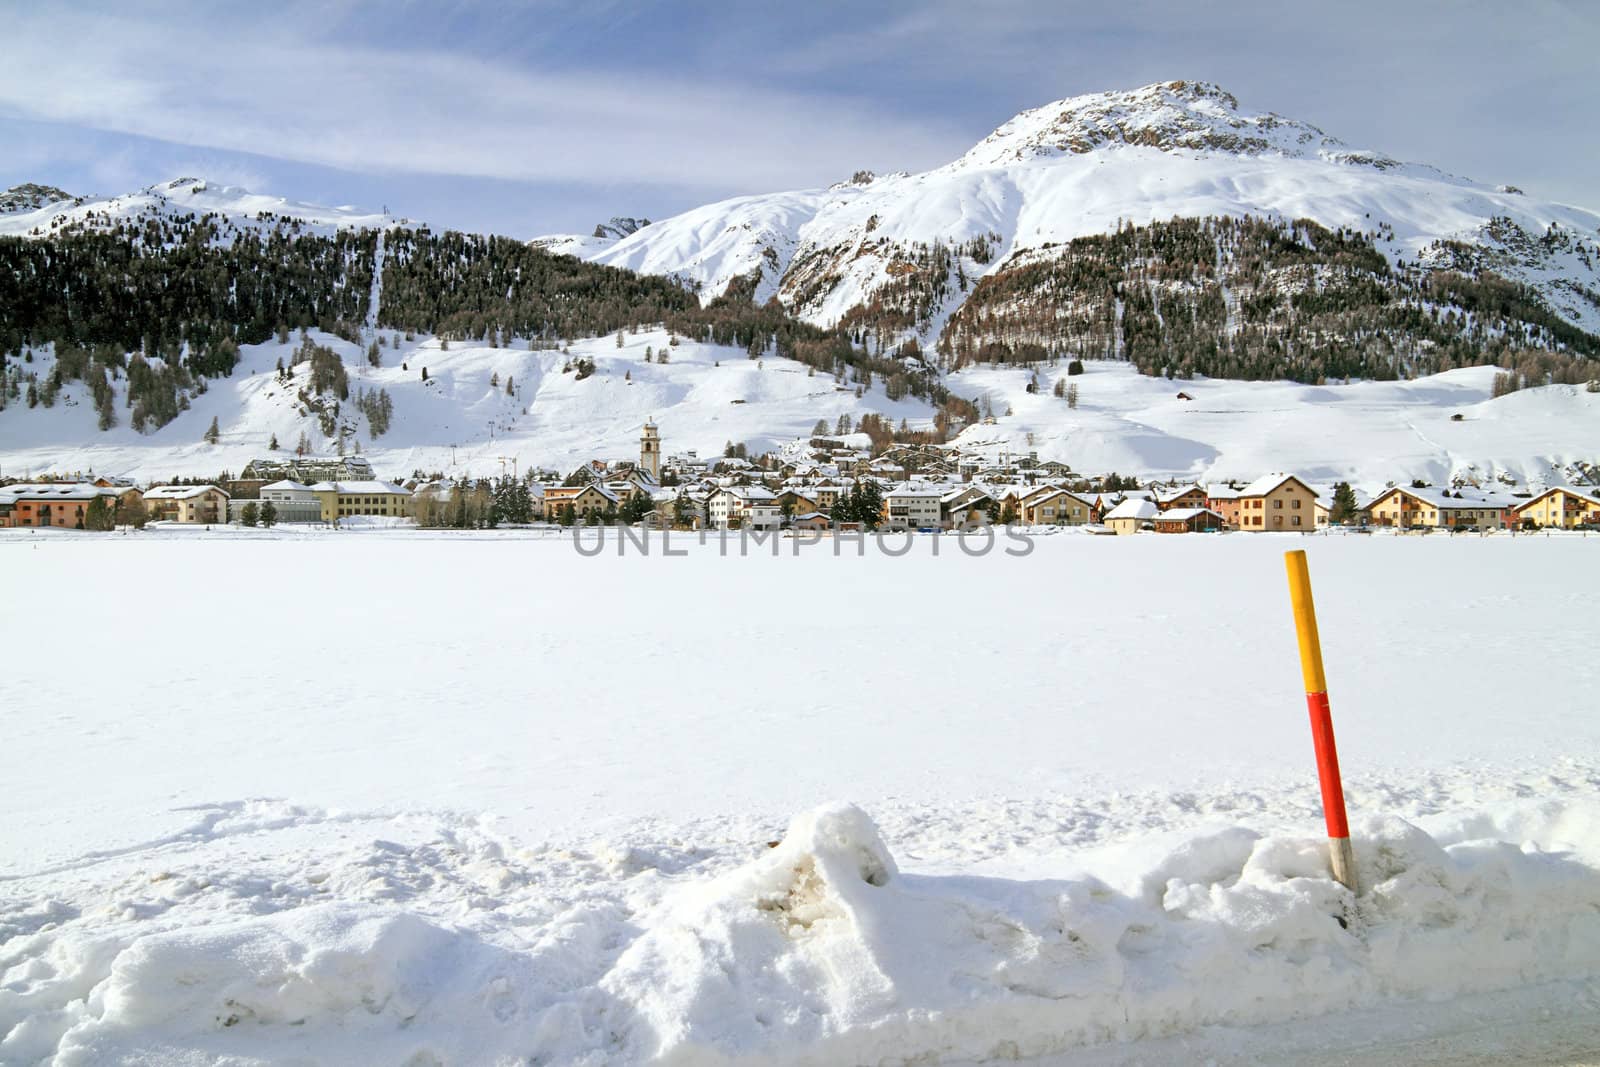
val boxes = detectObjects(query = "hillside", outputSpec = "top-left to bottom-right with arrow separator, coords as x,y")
0,327 -> 937,483
565,81 -> 1600,379
1,324 -> 1595,493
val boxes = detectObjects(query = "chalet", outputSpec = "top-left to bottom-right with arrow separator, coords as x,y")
810,484 -> 846,512
1367,486 -> 1513,530
1103,497 -> 1160,535
1153,484 -> 1208,511
1235,474 -> 1318,532
1511,486 -> 1600,529
144,484 -> 230,525
791,511 -> 831,531
544,483 -> 619,521
775,489 -> 818,516
1153,507 -> 1225,533
1020,487 -> 1092,526
940,486 -> 992,529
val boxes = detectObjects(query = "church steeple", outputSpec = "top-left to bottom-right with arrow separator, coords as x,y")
640,418 -> 660,481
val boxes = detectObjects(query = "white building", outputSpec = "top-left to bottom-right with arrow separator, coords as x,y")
248,480 -> 322,523
882,486 -> 944,530
709,486 -> 780,529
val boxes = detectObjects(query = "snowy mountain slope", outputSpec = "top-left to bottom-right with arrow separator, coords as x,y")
0,176 -> 414,241
530,216 -> 653,258
2,327 -> 1593,492
566,81 -> 1600,340
0,327 -> 935,482
943,360 -> 1600,490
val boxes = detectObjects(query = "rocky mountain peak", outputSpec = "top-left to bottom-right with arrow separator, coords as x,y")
958,80 -> 1398,170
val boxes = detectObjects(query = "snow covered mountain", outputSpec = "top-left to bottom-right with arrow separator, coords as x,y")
557,81 -> 1600,350
0,176 -> 414,241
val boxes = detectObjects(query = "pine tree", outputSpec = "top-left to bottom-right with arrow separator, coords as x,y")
204,415 -> 220,444
1330,482 -> 1359,525
240,501 -> 259,527
269,433 -> 280,450
1067,383 -> 1078,409
84,495 -> 115,531
259,500 -> 278,527
490,371 -> 499,388
505,376 -> 514,396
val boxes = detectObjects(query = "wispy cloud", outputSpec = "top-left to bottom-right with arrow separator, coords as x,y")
0,7 -> 968,195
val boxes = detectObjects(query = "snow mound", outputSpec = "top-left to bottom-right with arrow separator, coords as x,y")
7,799 -> 1600,1064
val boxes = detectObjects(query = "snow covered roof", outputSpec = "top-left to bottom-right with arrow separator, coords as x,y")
1373,485 -> 1511,510
0,482 -> 122,502
261,480 -> 313,492
1156,507 -> 1222,522
1239,473 -> 1316,498
1153,484 -> 1205,503
1105,498 -> 1160,520
1517,485 -> 1600,508
308,480 -> 410,495
145,484 -> 229,500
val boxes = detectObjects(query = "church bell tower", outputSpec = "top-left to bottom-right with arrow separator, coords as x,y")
640,419 -> 661,481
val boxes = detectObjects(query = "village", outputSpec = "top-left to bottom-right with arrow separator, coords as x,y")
3,419 -> 1599,536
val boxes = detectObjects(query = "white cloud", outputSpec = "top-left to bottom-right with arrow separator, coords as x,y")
0,8 -> 968,195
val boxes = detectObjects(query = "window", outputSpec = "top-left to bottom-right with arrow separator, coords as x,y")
1292,499 -> 1302,509
1293,516 -> 1302,526
1273,499 -> 1282,509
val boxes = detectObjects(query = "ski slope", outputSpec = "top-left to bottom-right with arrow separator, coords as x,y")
1,531 -> 1597,1064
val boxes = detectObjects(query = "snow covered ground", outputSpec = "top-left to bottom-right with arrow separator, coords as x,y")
3,326 -> 1596,494
3,530 -> 1599,1064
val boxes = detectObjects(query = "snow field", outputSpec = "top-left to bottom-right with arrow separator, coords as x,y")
2,533 -> 1599,1063
3,326 -> 1597,494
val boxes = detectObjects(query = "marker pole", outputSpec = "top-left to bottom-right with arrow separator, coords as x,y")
1284,549 -> 1358,893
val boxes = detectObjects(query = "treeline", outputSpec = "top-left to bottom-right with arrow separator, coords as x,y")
0,226 -> 373,356
937,215 -> 1600,382
378,229 -> 696,341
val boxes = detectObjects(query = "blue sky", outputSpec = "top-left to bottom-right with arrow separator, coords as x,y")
2,1 -> 1595,237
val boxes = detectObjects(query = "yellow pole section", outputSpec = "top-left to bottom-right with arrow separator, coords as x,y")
1284,549 -> 1327,694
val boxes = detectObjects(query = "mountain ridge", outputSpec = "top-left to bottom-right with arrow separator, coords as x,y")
564,80 -> 1600,365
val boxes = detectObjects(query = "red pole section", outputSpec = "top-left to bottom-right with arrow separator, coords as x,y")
1284,550 -> 1358,892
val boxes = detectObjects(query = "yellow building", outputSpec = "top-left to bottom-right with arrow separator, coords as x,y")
1021,488 -> 1092,525
1235,473 -> 1318,532
310,480 -> 412,521
1513,486 -> 1600,529
543,483 -> 620,521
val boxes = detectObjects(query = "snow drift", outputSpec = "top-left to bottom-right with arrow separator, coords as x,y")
10,800 -> 1600,1065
